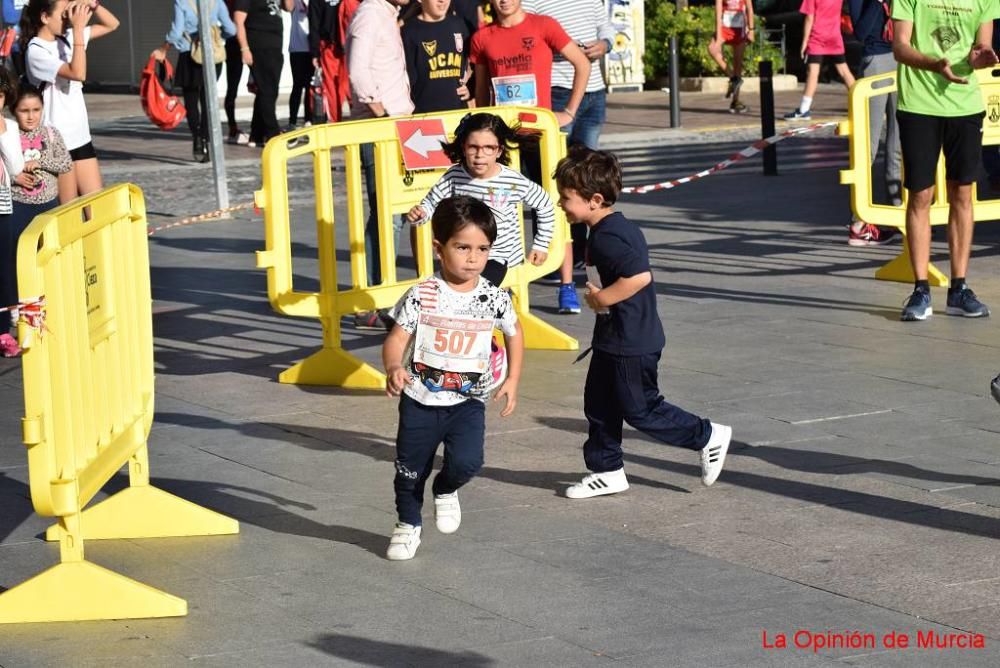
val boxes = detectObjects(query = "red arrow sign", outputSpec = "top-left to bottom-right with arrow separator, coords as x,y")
395,118 -> 452,171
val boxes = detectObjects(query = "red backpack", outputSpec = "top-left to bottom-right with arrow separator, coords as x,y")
140,55 -> 186,131
881,0 -> 893,43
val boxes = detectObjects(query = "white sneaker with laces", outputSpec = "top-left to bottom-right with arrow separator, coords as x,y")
565,468 -> 629,499
386,523 -> 421,560
434,492 -> 461,534
700,423 -> 732,486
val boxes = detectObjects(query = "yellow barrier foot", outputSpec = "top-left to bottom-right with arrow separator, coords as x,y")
279,347 -> 386,389
0,561 -> 186,623
874,247 -> 948,287
518,312 -> 579,351
45,486 -> 239,541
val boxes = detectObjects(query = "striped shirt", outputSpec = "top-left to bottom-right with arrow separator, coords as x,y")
523,0 -> 615,92
417,164 -> 556,268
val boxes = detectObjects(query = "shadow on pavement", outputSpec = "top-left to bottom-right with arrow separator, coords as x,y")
308,633 -> 494,666
536,416 -> 1000,540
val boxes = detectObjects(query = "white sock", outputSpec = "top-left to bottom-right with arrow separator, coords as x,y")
799,96 -> 813,113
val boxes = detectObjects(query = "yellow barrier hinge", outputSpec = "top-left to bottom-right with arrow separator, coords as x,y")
21,416 -> 42,446
254,189 -> 267,210
836,121 -> 851,137
256,250 -> 275,268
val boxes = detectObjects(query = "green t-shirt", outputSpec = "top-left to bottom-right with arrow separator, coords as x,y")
893,0 -> 999,116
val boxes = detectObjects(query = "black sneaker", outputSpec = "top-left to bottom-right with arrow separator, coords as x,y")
726,76 -> 742,99
946,286 -> 990,318
991,374 -> 1000,405
901,288 -> 932,322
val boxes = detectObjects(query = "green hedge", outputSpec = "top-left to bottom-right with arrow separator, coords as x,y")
644,1 -> 785,80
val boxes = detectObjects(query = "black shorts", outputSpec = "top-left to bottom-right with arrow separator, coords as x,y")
806,53 -> 846,65
69,142 -> 97,161
897,109 -> 984,191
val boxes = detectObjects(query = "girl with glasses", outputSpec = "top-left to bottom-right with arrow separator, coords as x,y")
406,112 -> 555,286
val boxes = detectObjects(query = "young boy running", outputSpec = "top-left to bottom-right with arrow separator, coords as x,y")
383,196 -> 524,560
554,147 -> 733,498
708,0 -> 755,114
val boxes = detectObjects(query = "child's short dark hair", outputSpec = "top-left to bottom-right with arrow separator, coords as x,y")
10,82 -> 42,112
554,145 -> 623,206
441,112 -> 525,167
431,196 -> 498,245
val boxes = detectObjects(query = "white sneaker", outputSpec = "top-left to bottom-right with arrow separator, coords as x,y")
386,523 -> 421,560
434,492 -> 461,534
700,423 -> 732,486
565,468 -> 629,499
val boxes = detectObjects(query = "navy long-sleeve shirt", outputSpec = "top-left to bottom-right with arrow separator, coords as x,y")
848,0 -> 892,56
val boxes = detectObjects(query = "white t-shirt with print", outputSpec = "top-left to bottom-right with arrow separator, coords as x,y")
26,28 -> 92,151
391,275 -> 518,407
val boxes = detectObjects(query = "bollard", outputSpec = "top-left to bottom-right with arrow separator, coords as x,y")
759,60 -> 777,175
669,35 -> 681,128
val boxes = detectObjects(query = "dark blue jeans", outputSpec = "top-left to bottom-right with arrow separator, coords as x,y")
394,393 -> 486,526
550,87 -> 607,151
984,145 -> 1000,180
360,142 -> 404,287
583,350 -> 711,473
4,200 -> 57,331
0,212 -> 13,330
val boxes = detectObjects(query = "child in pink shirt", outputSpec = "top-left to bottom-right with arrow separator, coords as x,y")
785,0 -> 855,119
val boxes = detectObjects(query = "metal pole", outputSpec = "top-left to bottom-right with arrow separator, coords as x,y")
197,0 -> 229,209
669,35 -> 681,128
759,59 -> 777,176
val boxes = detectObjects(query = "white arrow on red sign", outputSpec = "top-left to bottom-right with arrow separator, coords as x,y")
395,118 -> 453,171
404,128 -> 447,159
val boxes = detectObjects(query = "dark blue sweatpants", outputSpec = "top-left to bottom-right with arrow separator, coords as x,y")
394,393 -> 485,526
583,349 -> 711,473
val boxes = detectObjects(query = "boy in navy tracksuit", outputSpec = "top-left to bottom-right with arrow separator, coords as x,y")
553,146 -> 733,498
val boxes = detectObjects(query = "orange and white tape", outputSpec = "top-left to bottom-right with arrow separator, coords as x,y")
0,296 -> 47,347
147,202 -> 257,236
621,122 -> 839,194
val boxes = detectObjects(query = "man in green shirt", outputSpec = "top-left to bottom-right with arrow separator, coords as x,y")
893,0 -> 999,321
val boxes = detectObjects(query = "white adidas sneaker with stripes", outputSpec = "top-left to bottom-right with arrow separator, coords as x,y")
565,468 -> 629,499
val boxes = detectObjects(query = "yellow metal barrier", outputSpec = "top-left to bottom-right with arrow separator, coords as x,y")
256,106 -> 576,389
0,184 -> 238,624
840,68 -> 1000,285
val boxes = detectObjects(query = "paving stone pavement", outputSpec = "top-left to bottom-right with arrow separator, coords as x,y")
3,85 -> 1000,665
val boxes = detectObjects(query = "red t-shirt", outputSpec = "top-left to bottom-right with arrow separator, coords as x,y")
469,13 -> 572,110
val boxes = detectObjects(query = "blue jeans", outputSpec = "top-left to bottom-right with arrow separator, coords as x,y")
550,87 -> 607,150
360,142 -> 404,287
393,394 -> 485,526
583,350 -> 711,473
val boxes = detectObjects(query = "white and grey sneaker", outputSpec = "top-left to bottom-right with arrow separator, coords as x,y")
434,492 -> 461,534
700,423 -> 732,486
386,523 -> 421,561
565,468 -> 629,499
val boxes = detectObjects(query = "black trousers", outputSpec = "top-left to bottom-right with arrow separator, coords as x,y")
248,45 -> 283,144
288,51 -> 313,126
583,350 -> 711,473
224,37 -> 243,130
